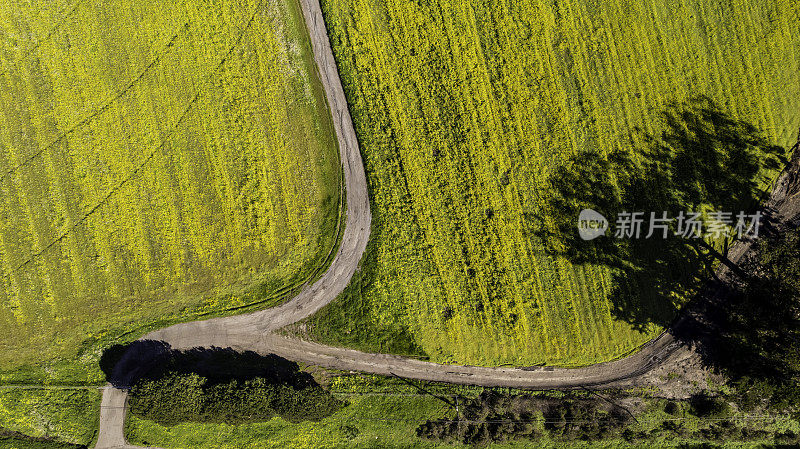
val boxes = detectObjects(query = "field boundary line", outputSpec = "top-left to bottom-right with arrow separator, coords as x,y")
0,24 -> 187,184
13,3 -> 265,270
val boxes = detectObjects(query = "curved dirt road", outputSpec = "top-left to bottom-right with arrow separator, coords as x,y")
94,0 -> 800,445
96,1 -> 371,445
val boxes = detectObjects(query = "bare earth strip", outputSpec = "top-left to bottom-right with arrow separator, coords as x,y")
93,0 -> 800,446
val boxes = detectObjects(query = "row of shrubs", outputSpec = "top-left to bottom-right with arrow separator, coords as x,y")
416,392 -> 630,445
129,371 -> 344,426
118,347 -> 345,426
417,391 -> 800,446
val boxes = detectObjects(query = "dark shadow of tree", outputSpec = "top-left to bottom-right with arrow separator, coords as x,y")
533,96 -> 787,330
100,339 -> 172,389
535,95 -> 800,414
100,341 -> 344,426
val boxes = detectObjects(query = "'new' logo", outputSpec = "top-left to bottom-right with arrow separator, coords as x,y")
578,209 -> 608,241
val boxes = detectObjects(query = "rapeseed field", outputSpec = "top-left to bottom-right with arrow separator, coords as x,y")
0,0 -> 340,382
307,0 -> 800,366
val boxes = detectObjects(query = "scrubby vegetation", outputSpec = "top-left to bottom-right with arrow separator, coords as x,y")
126,394 -> 450,449
417,392 -> 630,445
306,0 -> 800,367
0,0 -> 340,383
692,223 -> 800,419
417,391 -> 800,447
126,370 -> 453,449
126,369 -> 800,448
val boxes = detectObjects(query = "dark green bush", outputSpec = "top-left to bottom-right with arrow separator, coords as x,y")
417,392 -> 630,445
126,348 -> 344,426
688,393 -> 731,418
130,371 -> 343,425
664,400 -> 681,415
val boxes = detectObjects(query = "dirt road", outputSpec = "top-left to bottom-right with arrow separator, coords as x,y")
93,0 -> 800,445
94,0 -> 371,445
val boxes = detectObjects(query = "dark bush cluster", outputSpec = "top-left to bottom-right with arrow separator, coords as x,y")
420,391 -> 800,447
107,344 -> 345,426
416,392 -> 629,446
542,399 -> 629,441
417,392 -> 535,445
129,371 -> 343,425
688,393 -> 731,419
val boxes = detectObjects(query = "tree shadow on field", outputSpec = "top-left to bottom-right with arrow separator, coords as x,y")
100,341 -> 344,425
100,340 -> 172,389
533,96 -> 788,330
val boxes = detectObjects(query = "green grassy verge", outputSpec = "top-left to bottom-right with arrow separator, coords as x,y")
0,388 -> 100,446
0,436 -> 85,449
303,0 -> 800,367
0,0 -> 340,384
126,394 -> 453,449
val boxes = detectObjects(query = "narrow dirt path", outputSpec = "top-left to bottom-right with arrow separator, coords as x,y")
93,0 -> 800,445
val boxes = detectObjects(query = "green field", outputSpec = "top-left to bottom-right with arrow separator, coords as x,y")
0,0 -> 340,383
304,0 -> 800,366
0,388 -> 100,446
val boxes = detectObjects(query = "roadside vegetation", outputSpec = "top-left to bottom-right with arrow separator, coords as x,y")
303,0 -> 800,367
0,434 -> 86,449
0,388 -> 99,447
119,346 -> 453,448
126,393 -> 450,449
125,368 -> 800,448
0,0 -> 340,384
115,345 -> 344,426
416,391 -> 800,447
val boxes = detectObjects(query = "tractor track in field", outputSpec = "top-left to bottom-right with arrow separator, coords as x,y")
94,0 -> 800,446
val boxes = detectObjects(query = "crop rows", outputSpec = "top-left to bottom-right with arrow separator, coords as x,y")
308,0 -> 800,366
0,0 -> 340,381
